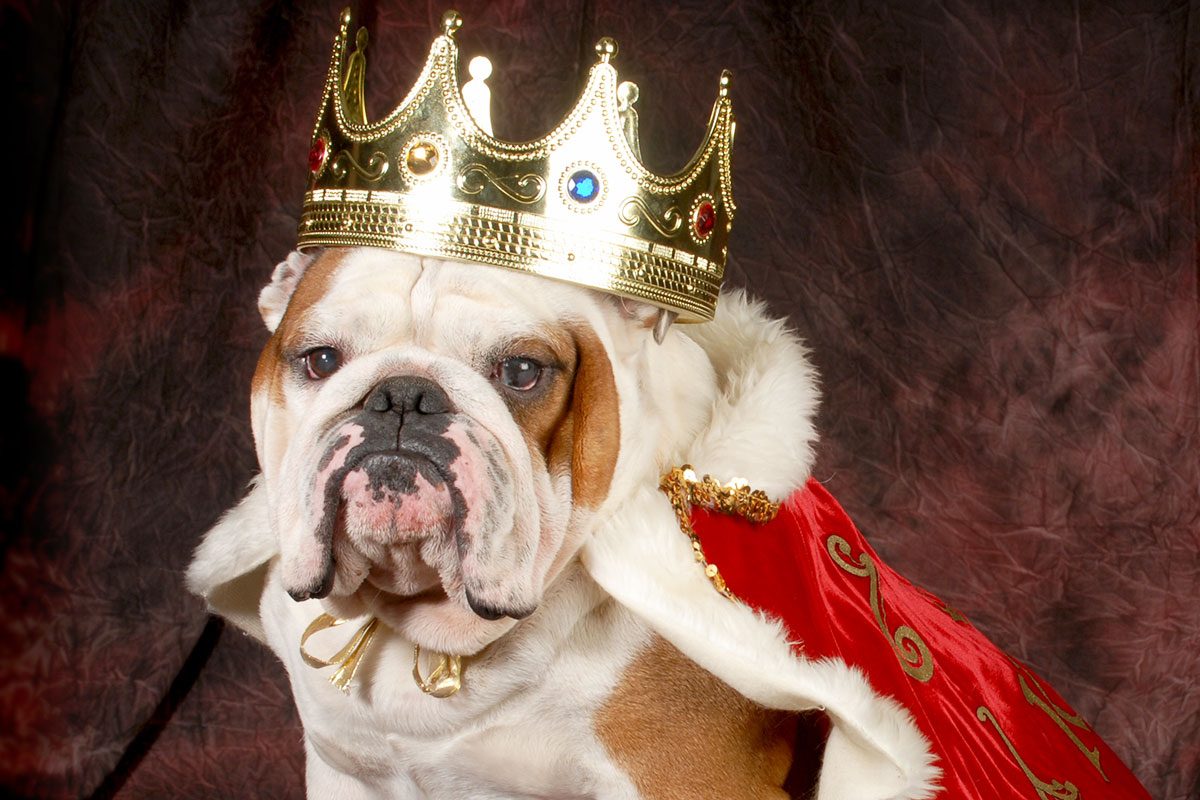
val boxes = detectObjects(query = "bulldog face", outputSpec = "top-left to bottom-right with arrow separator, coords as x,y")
251,248 -> 623,654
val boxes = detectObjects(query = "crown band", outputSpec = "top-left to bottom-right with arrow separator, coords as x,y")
297,9 -> 735,322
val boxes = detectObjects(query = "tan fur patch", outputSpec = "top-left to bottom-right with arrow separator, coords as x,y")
597,635 -> 796,800
503,330 -> 575,460
547,326 -> 620,509
251,249 -> 349,408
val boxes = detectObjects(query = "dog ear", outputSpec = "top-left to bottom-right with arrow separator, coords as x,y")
258,250 -> 317,332
614,297 -> 676,344
558,327 -> 621,508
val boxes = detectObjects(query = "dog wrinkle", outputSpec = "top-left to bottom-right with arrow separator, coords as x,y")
596,634 -> 795,800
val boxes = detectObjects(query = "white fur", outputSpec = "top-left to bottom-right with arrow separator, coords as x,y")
583,291 -> 941,798
186,476 -> 274,642
188,250 -> 942,799
259,250 -> 316,332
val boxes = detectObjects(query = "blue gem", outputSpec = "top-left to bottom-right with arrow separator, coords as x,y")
566,170 -> 599,203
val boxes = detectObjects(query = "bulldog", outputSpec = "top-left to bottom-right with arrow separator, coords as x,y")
187,240 -> 835,797
188,239 -> 1157,800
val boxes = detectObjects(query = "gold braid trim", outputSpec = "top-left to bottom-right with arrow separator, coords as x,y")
659,465 -> 780,600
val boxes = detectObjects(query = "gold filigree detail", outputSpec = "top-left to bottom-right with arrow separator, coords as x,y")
659,465 -> 780,600
457,163 -> 546,204
826,535 -> 934,682
299,192 -> 723,321
342,27 -> 369,125
300,10 -> 737,323
917,586 -> 969,623
1011,659 -> 1108,780
619,196 -> 683,236
977,705 -> 1081,799
413,645 -> 463,698
329,149 -> 389,182
299,613 -> 380,692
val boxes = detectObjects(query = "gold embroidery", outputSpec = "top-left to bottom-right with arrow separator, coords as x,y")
1011,660 -> 1108,780
659,465 -> 780,600
825,534 -> 934,683
918,587 -> 968,623
977,705 -> 1081,799
299,613 -> 380,692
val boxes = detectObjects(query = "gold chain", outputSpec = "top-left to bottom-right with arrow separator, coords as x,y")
658,465 -> 780,600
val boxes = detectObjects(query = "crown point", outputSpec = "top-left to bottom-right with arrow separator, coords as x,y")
442,10 -> 463,37
616,80 -> 639,109
340,7 -> 352,26
468,55 -> 492,80
595,37 -> 618,63
719,69 -> 732,97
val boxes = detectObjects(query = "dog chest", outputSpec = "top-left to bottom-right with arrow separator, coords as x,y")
262,562 -> 658,798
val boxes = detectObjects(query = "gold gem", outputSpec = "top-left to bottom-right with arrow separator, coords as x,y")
406,142 -> 440,175
704,564 -> 719,578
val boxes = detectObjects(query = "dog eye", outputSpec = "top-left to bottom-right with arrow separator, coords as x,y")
303,347 -> 342,380
492,357 -> 543,391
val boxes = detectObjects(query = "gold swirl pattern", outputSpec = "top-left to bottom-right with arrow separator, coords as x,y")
330,149 -> 389,181
619,196 -> 683,237
977,706 -> 1081,799
457,163 -> 546,204
1012,660 -> 1108,780
299,613 -> 380,692
825,534 -> 934,682
301,9 -> 737,322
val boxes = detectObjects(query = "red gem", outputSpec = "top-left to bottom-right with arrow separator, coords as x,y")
308,137 -> 328,175
694,201 -> 716,239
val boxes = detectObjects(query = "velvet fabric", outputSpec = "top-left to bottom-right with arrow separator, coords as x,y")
692,482 -> 1151,798
3,1 -> 1197,798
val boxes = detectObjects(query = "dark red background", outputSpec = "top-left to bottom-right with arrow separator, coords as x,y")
2,1 -> 1196,798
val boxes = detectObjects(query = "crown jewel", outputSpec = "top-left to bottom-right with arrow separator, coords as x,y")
298,9 -> 736,322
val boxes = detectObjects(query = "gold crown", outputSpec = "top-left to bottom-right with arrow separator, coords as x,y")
298,9 -> 735,323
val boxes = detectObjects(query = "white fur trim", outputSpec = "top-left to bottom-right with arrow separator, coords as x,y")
584,293 -> 942,799
585,490 -> 941,800
674,290 -> 821,498
186,477 -> 277,642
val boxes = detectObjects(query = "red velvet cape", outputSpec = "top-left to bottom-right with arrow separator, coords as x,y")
690,479 -> 1149,798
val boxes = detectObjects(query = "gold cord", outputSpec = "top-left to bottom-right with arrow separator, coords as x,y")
299,614 -> 380,692
658,465 -> 780,600
413,645 -> 463,698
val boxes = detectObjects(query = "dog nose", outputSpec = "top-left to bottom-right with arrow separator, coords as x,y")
363,376 -> 454,416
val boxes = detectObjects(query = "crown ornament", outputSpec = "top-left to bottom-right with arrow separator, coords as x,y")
298,9 -> 735,323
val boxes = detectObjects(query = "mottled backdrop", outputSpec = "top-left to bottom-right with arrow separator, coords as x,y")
2,0 -> 1196,798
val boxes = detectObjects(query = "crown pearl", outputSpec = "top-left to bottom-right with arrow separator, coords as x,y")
719,69 -> 732,97
442,10 -> 463,38
595,37 -> 618,63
